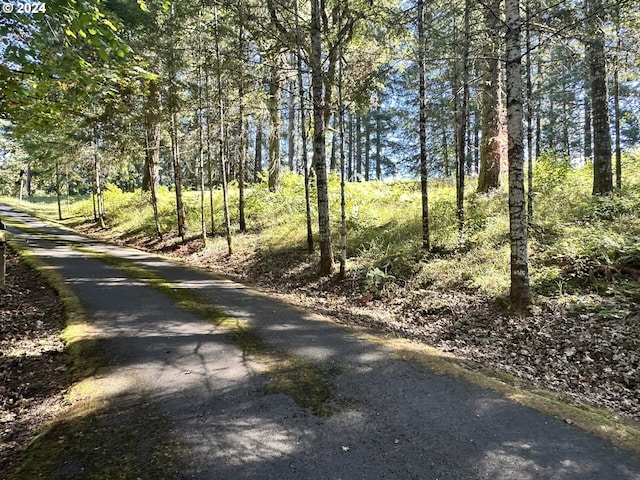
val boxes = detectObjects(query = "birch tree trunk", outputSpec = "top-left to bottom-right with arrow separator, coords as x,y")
505,0 -> 531,308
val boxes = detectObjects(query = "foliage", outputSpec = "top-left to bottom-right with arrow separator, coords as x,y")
5,149 -> 640,304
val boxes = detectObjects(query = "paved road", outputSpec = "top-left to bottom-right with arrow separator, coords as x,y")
3,204 -> 640,480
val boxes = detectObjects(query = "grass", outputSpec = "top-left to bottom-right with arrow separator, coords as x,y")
4,150 -> 640,306
9,383 -> 183,480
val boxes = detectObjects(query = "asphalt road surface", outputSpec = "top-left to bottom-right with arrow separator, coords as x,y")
3,204 -> 640,480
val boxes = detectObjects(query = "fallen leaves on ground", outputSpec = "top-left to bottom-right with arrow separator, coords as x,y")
165,242 -> 640,424
0,249 -> 69,474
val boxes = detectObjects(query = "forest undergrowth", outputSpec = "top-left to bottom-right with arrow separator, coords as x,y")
3,151 -> 640,425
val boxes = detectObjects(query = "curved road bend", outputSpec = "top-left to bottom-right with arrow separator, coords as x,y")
2,204 -> 640,480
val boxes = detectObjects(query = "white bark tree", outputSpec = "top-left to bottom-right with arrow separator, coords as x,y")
505,0 -> 531,308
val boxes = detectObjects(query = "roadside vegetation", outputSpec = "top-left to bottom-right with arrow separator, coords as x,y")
2,151 -> 640,427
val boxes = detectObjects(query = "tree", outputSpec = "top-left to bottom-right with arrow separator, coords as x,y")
586,0 -> 613,195
477,0 -> 503,193
214,2 -> 232,255
417,0 -> 430,250
237,0 -> 248,232
268,59 -> 283,192
310,0 -> 334,275
294,0 -> 314,254
455,0 -> 471,240
505,0 -> 531,308
142,77 -> 163,240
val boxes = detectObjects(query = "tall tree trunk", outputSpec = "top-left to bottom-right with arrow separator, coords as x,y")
478,0 -> 502,193
473,113 -> 480,174
375,107 -> 382,180
170,110 -> 186,241
613,18 -> 621,189
338,16 -> 347,280
456,0 -> 471,239
198,6 -> 207,246
562,78 -> 570,158
442,127 -> 450,177
168,4 -> 186,241
205,100 -> 216,236
238,110 -> 247,232
287,80 -> 295,172
311,0 -> 334,275
268,61 -> 282,192
25,165 -> 32,197
237,1 -> 247,232
214,4 -> 232,254
19,169 -> 24,200
584,95 -> 592,162
505,0 -> 531,308
526,0 -> 534,224
55,159 -> 62,221
295,0 -> 313,253
364,114 -> 371,181
204,60 -> 216,236
535,114 -> 541,160
330,123 -> 337,171
144,98 -> 163,240
93,129 -> 106,229
142,80 -> 161,193
418,0 -> 430,250
356,115 -> 362,181
587,0 -> 613,195
348,111 -> 354,181
254,119 -> 263,182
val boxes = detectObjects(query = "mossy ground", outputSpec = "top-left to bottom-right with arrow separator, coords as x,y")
9,380 -> 183,480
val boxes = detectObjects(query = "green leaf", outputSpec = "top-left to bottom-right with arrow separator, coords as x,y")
102,19 -> 117,32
